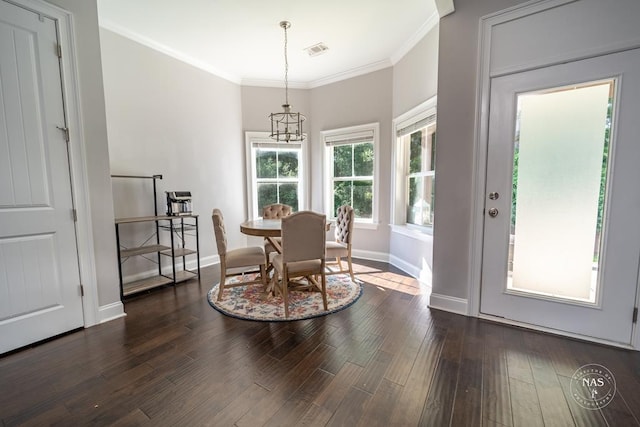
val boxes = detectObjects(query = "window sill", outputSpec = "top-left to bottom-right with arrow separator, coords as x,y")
390,224 -> 433,242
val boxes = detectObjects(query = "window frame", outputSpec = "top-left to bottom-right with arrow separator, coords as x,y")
391,96 -> 437,233
321,123 -> 380,226
245,131 -> 306,220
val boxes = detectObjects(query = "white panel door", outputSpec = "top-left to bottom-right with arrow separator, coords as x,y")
480,49 -> 640,345
0,0 -> 83,353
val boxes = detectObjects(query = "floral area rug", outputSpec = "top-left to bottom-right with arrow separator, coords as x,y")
207,274 -> 362,321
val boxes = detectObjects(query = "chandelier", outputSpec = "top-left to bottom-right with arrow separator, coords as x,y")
269,21 -> 306,142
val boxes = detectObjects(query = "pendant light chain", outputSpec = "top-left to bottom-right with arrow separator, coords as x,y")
283,22 -> 289,106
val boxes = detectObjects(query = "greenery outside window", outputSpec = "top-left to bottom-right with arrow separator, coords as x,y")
322,123 -> 379,223
246,132 -> 304,219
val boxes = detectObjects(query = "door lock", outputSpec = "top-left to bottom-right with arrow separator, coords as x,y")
489,192 -> 499,200
488,207 -> 499,217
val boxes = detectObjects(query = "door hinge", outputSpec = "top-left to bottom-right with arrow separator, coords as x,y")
56,126 -> 70,142
80,284 -> 84,297
72,208 -> 78,222
57,44 -> 62,58
633,307 -> 638,324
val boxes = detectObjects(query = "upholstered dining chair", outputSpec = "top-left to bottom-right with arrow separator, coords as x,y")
270,211 -> 327,318
212,208 -> 266,301
262,203 -> 293,265
325,205 -> 355,281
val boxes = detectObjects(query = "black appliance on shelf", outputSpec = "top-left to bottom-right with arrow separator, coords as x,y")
166,191 -> 192,216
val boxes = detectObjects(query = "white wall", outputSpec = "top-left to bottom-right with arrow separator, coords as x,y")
310,69 -> 393,257
100,28 -> 246,276
393,24 -> 439,117
45,0 -> 120,309
390,25 -> 439,278
433,0 -> 529,302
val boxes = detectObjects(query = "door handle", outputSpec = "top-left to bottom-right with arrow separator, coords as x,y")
488,207 -> 499,217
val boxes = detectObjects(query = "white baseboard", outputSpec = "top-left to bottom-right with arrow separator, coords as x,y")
389,255 -> 432,287
352,249 -> 388,263
98,301 -> 126,323
198,254 -> 218,267
429,292 -> 468,316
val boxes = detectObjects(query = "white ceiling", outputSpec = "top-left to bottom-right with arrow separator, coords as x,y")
97,0 -> 443,88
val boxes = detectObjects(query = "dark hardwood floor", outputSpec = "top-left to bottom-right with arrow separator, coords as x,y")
2,259 -> 640,426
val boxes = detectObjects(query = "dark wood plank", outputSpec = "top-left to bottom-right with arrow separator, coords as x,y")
509,378 -> 544,427
481,322 -> 513,426
450,319 -> 484,427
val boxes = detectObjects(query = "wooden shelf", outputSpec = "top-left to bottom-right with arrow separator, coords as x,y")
122,275 -> 174,296
174,270 -> 197,283
115,215 -> 198,224
120,244 -> 171,258
161,248 -> 196,257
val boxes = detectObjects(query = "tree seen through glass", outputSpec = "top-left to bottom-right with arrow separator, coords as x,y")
256,148 -> 299,213
332,142 -> 374,218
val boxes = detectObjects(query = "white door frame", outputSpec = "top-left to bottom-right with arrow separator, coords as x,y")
469,0 -> 640,349
6,0 -> 100,327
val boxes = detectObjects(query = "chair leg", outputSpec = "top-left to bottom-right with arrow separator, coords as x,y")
321,272 -> 328,311
347,254 -> 355,281
260,263 -> 267,289
283,269 -> 289,318
217,261 -> 226,301
270,269 -> 279,297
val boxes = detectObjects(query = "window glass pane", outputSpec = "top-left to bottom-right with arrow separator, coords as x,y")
428,128 -> 436,171
409,131 -> 423,174
407,176 -> 434,226
257,183 -> 277,212
278,151 -> 299,178
409,129 -> 436,174
353,180 -> 373,218
278,183 -> 299,211
333,145 -> 353,177
333,181 -> 351,213
256,150 -> 277,179
354,143 -> 374,176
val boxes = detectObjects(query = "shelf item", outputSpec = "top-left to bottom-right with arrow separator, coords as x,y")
112,174 -> 200,298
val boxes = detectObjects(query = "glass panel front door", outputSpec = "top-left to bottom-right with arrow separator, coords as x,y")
479,49 -> 640,345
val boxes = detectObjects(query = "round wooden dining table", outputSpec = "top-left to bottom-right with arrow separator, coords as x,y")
240,218 -> 331,254
240,219 -> 284,252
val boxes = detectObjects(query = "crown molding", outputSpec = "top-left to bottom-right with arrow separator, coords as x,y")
241,79 -> 310,89
390,11 -> 440,65
307,59 -> 393,88
99,19 -> 242,85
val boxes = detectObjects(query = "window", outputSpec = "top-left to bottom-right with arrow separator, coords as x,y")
404,122 -> 436,226
392,97 -> 437,230
246,132 -> 305,219
322,123 -> 379,223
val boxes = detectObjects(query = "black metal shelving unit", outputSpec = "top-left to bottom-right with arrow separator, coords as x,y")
112,174 -> 200,299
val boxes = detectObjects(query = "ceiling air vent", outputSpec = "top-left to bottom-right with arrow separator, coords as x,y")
304,43 -> 329,57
